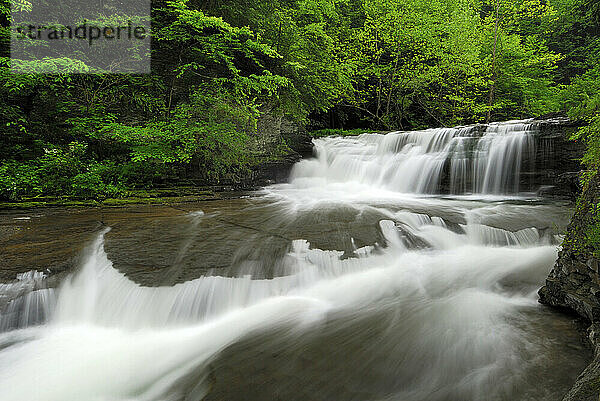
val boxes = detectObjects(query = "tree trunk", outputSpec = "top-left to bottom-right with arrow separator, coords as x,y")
487,0 -> 500,123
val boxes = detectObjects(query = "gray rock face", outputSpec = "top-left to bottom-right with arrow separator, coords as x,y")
562,340 -> 600,401
539,168 -> 600,319
530,119 -> 585,199
509,118 -> 584,198
539,166 -> 600,400
246,111 -> 313,187
183,110 -> 313,189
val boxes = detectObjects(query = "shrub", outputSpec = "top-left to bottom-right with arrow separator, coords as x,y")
0,142 -> 128,201
0,161 -> 41,201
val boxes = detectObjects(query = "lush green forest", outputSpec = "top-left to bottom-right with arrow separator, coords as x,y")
0,0 -> 599,201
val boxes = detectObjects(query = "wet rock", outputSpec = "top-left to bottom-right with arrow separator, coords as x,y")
236,112 -> 313,188
436,118 -> 584,198
537,172 -> 583,200
539,166 -> 600,400
527,120 -> 584,199
177,110 -> 313,190
561,350 -> 600,401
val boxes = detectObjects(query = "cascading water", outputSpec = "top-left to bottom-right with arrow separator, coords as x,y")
0,120 -> 588,401
290,120 -> 537,195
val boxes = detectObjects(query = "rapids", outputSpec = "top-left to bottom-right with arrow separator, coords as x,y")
0,120 -> 590,400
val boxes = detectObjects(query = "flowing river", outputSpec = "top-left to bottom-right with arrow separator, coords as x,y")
0,120 -> 591,400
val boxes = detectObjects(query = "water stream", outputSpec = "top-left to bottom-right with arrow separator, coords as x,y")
0,120 -> 590,400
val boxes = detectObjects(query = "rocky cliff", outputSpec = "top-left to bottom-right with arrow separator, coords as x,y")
539,167 -> 600,400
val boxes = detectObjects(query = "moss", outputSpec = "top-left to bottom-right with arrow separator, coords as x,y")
585,204 -> 600,258
309,128 -> 372,138
126,187 -> 215,198
562,166 -> 600,258
0,187 -> 221,210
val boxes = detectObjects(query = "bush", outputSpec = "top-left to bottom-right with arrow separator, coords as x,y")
0,142 -> 129,201
71,167 -> 126,199
0,161 -> 41,201
36,142 -> 87,196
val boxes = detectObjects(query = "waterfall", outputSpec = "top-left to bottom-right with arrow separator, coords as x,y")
291,120 -> 537,195
472,122 -> 536,194
0,119 -> 586,401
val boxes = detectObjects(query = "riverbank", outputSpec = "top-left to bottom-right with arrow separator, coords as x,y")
0,129 -> 311,210
0,187 -> 253,210
1,117 -> 584,211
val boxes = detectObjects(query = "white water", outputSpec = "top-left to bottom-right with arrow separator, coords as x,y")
290,120 -> 536,195
0,120 -> 585,400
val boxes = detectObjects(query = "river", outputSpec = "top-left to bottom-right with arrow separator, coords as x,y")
0,120 -> 590,400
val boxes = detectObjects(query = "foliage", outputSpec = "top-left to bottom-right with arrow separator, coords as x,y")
0,0 -> 598,202
0,161 -> 40,201
565,65 -> 600,183
0,142 -> 125,201
549,0 -> 600,257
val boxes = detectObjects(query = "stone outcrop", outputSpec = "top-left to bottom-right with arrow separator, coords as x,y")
246,111 -> 313,187
181,110 -> 314,189
539,166 -> 600,400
